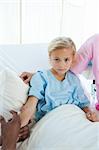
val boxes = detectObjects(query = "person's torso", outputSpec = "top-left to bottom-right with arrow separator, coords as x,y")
35,70 -> 80,121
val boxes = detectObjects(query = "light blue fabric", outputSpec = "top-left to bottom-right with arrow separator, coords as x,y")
28,70 -> 90,121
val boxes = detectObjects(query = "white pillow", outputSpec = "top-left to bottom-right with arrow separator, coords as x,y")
0,68 -> 29,120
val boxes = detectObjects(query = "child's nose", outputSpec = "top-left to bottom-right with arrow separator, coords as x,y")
59,60 -> 66,66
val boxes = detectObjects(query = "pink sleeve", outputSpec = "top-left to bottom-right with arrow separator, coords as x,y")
71,36 -> 93,74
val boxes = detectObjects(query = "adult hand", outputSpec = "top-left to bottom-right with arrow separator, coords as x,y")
18,124 -> 30,142
0,111 -> 21,150
20,72 -> 33,84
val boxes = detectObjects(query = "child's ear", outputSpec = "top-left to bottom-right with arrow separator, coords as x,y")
71,54 -> 78,67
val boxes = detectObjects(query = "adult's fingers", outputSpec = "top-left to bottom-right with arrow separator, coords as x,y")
24,78 -> 30,84
19,130 -> 30,137
10,110 -> 21,123
20,72 -> 27,78
19,126 -> 29,134
19,125 -> 30,138
18,135 -> 28,142
0,115 -> 6,125
10,110 -> 17,117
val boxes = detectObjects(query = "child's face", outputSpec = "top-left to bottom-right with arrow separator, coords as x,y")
49,48 -> 74,76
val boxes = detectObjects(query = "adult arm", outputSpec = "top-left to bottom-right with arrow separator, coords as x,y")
1,111 -> 21,150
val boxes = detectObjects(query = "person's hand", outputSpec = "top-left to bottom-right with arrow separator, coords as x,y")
0,111 -> 21,150
20,72 -> 33,84
18,124 -> 30,142
86,111 -> 99,122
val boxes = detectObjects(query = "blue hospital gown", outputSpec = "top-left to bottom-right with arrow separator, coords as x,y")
28,70 -> 90,121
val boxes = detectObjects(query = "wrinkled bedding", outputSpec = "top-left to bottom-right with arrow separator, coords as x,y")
17,104 -> 99,150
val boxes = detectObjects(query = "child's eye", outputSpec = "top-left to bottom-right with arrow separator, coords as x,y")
54,59 -> 60,61
65,58 -> 69,62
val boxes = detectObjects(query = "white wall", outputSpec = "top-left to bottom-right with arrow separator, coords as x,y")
0,0 -> 20,44
0,0 -> 99,48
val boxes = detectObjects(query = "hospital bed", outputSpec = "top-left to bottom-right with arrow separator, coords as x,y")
0,44 -> 99,150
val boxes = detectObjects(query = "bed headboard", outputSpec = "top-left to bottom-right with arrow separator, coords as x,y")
0,44 -> 49,73
0,43 -> 93,79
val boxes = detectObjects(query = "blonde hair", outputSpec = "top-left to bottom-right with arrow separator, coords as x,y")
48,37 -> 76,56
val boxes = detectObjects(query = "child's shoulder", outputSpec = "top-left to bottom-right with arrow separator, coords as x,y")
33,69 -> 49,81
67,70 -> 80,82
36,69 -> 49,76
68,70 -> 78,77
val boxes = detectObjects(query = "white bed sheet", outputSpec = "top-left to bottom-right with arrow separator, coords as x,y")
17,104 -> 99,150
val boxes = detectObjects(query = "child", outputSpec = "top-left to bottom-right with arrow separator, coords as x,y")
20,37 -> 98,127
20,34 -> 99,111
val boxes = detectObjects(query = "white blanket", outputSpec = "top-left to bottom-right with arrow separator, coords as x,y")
17,104 -> 99,150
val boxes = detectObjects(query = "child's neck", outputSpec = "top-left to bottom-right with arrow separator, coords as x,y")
50,68 -> 66,81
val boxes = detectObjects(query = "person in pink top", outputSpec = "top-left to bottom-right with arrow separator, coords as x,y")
71,34 -> 99,110
20,34 -> 99,110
